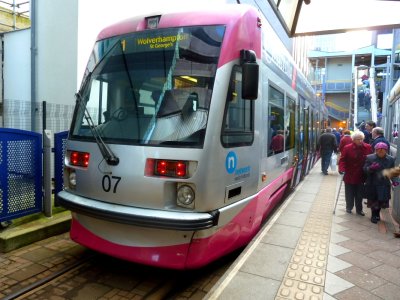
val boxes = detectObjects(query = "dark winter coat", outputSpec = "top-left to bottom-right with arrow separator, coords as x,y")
317,132 -> 337,154
371,135 -> 390,150
339,142 -> 372,184
363,153 -> 395,208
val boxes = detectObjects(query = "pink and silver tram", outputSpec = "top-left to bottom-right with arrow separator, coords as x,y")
386,77 -> 400,224
58,4 -> 325,269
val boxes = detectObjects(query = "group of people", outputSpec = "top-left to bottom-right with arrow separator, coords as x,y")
317,121 -> 399,225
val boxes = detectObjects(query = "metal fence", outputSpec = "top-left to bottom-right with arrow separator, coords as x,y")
0,128 -> 43,222
3,99 -> 74,134
54,131 -> 69,205
0,128 -> 68,223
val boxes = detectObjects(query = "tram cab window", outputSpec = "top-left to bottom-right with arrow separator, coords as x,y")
268,86 -> 284,156
221,65 -> 254,147
85,79 -> 108,125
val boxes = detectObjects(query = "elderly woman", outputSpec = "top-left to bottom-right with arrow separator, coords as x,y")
339,131 -> 372,215
363,142 -> 395,223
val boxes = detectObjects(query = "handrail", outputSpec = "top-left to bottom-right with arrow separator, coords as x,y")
325,101 -> 348,112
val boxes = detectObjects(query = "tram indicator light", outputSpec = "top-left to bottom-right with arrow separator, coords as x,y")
148,159 -> 188,178
69,151 -> 90,168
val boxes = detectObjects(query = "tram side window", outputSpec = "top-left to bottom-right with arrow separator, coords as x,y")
285,97 -> 296,151
221,65 -> 254,147
268,86 -> 284,156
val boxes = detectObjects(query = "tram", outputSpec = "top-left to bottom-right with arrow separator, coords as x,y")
58,4 -> 327,269
387,77 -> 400,152
386,77 -> 400,223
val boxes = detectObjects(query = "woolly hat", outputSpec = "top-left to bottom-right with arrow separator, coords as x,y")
375,142 -> 388,150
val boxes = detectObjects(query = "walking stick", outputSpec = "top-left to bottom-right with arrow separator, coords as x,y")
333,174 -> 344,215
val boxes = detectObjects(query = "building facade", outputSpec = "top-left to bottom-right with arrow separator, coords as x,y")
305,30 -> 399,131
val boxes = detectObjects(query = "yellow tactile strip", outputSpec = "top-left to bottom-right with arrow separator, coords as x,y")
275,175 -> 337,300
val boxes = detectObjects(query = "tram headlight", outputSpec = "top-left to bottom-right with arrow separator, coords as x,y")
69,171 -> 77,188
177,184 -> 195,208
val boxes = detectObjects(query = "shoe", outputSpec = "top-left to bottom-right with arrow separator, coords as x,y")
371,216 -> 378,224
346,209 -> 352,214
394,232 -> 400,238
323,172 -> 328,175
356,211 -> 365,216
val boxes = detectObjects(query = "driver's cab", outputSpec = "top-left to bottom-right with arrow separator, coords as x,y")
97,85 -> 145,140
150,88 -> 208,143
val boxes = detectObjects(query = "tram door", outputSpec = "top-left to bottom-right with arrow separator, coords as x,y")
305,109 -> 317,173
292,97 -> 306,187
303,106 -> 311,176
309,111 -> 318,167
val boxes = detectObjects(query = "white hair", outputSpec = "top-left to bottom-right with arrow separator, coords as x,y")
351,131 -> 365,140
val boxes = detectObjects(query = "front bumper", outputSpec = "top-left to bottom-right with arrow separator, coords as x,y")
58,190 -> 219,231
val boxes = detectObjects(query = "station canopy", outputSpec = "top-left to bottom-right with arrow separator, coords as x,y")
269,0 -> 400,37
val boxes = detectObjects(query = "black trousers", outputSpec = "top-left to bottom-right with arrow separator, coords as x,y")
344,183 -> 363,212
371,208 -> 381,219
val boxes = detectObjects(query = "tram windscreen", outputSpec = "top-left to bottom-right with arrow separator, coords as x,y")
70,25 -> 225,147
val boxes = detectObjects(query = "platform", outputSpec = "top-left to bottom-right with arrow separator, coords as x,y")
206,162 -> 400,300
0,210 -> 71,253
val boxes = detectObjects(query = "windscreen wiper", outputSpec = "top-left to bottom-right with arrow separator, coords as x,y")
75,91 -> 119,166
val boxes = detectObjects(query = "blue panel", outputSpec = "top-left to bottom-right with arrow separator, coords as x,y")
327,83 -> 335,90
0,128 -> 42,222
336,82 -> 345,90
53,131 -> 69,206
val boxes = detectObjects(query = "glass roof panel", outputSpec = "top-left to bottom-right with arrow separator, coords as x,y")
277,0 -> 298,30
268,0 -> 400,37
296,0 -> 400,36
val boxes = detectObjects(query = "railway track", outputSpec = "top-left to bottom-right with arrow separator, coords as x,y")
2,254 -> 96,300
1,197 -> 287,299
2,246 -> 240,300
2,191 -> 287,300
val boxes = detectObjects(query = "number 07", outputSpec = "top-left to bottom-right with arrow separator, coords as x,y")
102,175 -> 122,193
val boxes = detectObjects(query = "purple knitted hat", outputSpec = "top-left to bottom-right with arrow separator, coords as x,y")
375,142 -> 388,150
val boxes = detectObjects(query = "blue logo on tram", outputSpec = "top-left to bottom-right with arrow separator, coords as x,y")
225,151 -> 237,174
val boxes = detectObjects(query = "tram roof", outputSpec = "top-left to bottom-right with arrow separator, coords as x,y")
271,0 -> 400,37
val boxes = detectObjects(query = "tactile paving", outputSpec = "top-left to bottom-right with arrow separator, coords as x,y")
276,175 -> 336,299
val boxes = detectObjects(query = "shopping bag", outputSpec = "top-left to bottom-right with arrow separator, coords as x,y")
330,153 -> 337,171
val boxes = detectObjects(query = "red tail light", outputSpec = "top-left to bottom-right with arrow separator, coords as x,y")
146,159 -> 187,178
69,151 -> 90,168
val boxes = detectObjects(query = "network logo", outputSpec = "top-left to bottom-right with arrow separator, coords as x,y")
225,151 -> 237,174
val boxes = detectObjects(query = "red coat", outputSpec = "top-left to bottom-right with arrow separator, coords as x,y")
339,142 -> 372,184
339,135 -> 352,152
